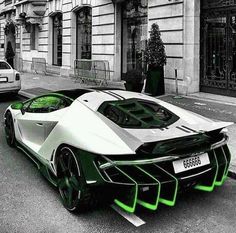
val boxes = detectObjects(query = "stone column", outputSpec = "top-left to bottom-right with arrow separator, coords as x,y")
114,3 -> 122,81
183,0 -> 200,94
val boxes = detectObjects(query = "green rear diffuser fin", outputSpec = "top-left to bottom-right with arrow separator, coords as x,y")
135,166 -> 161,211
194,151 -> 219,192
113,167 -> 138,213
155,165 -> 178,207
215,147 -> 228,186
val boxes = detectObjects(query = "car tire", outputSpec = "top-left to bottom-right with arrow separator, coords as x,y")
4,111 -> 16,147
56,147 -> 94,212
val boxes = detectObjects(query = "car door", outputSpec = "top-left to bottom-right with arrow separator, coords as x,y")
0,61 -> 14,83
16,95 -> 70,152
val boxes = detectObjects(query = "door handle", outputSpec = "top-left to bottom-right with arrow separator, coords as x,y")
36,123 -> 43,126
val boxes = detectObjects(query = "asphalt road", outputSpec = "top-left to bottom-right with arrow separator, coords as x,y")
0,94 -> 236,233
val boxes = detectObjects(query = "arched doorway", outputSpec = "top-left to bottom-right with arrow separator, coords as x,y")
122,0 -> 148,75
200,0 -> 236,96
76,7 -> 92,59
52,13 -> 62,66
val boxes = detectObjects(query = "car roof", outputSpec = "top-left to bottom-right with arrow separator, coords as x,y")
54,89 -> 93,100
54,87 -> 124,100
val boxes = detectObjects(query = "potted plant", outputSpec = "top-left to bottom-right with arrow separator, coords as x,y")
4,20 -> 16,35
124,69 -> 144,92
144,23 -> 167,96
5,41 -> 15,68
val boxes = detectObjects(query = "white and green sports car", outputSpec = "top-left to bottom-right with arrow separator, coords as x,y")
4,89 -> 232,213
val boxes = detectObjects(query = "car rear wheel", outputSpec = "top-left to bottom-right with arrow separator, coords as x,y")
56,147 -> 93,212
5,111 -> 16,147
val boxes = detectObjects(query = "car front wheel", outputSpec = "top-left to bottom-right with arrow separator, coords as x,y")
5,111 -> 16,147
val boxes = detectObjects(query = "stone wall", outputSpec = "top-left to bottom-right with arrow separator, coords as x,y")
148,0 -> 200,95
0,0 -> 201,94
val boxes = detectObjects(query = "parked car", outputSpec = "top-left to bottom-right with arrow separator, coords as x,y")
0,59 -> 21,95
4,88 -> 232,213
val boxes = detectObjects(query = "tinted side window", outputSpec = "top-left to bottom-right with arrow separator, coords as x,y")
26,96 -> 68,113
0,61 -> 11,69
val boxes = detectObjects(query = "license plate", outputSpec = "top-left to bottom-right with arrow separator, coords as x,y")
0,77 -> 8,83
173,153 -> 210,174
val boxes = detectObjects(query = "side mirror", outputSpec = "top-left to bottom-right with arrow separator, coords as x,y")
11,102 -> 25,114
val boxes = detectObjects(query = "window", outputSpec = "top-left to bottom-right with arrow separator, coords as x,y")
26,96 -> 68,113
0,61 -> 11,69
30,25 -> 38,50
98,99 -> 179,129
53,14 -> 62,66
76,7 -> 92,59
122,0 -> 148,75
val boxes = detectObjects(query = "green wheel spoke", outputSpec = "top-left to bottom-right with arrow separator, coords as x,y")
67,186 -> 74,207
58,178 -> 68,190
68,155 -> 73,174
70,175 -> 80,191
59,159 -> 68,174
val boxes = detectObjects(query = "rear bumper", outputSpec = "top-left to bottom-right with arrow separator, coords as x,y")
0,83 -> 21,93
87,144 -> 231,213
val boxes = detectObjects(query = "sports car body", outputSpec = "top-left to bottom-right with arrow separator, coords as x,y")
4,89 -> 232,213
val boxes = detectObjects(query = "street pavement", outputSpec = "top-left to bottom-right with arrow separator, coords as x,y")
0,94 -> 236,232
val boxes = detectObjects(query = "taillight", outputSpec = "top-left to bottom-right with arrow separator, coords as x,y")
15,73 -> 20,81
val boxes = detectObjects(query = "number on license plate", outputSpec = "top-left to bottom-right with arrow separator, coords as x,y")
173,153 -> 210,174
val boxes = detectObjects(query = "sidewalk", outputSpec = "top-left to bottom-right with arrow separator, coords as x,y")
19,72 -> 236,177
19,72 -> 125,98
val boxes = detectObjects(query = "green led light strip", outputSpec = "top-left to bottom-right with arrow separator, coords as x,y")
136,166 -> 161,211
154,164 -> 178,207
114,167 -> 138,213
195,151 -> 219,192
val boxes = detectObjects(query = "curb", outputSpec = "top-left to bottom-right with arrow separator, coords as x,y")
18,90 -> 35,99
228,170 -> 236,180
228,165 -> 236,180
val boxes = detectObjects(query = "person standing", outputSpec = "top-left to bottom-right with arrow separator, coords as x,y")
5,41 -> 15,68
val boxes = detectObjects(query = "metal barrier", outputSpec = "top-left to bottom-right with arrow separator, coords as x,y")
31,57 -> 47,74
74,59 -> 110,86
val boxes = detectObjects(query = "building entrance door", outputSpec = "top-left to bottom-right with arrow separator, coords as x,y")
121,0 -> 148,76
201,3 -> 236,96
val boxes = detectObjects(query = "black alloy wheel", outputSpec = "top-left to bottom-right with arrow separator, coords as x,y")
57,147 -> 92,212
5,111 -> 16,147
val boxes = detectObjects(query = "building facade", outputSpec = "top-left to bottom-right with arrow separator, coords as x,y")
0,0 -> 235,96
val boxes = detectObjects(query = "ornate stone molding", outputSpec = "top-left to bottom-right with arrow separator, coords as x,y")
14,0 -> 47,28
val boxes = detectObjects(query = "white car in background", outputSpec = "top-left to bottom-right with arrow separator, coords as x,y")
0,60 -> 21,95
